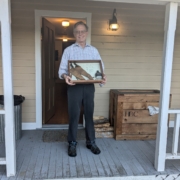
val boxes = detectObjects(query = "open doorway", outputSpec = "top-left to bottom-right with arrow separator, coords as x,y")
41,17 -> 85,125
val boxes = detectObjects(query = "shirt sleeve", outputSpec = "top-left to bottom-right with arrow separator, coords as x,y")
58,48 -> 69,79
94,48 -> 105,71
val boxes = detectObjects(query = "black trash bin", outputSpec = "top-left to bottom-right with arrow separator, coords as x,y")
0,95 -> 25,142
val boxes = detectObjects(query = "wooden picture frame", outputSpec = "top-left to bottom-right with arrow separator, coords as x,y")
68,60 -> 103,83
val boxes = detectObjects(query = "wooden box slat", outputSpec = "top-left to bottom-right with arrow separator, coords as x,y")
122,110 -> 158,124
114,89 -> 160,94
115,134 -> 156,140
123,102 -> 159,110
117,95 -> 160,103
121,124 -> 157,135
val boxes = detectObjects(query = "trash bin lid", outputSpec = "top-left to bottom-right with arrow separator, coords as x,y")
0,95 -> 25,106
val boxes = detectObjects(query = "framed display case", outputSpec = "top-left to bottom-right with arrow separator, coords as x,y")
68,60 -> 104,83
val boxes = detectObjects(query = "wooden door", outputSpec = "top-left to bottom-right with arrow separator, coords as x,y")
42,18 -> 55,124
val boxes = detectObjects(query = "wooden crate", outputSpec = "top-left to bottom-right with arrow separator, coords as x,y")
109,89 -> 171,140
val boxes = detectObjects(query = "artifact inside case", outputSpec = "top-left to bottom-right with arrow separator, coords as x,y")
68,60 -> 103,83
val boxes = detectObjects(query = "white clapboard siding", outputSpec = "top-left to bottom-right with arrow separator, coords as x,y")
13,74 -> 35,80
23,107 -> 36,113
0,0 -> 180,123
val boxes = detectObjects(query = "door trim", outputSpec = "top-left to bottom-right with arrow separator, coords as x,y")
35,10 -> 92,128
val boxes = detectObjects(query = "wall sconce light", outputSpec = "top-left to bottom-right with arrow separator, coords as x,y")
62,20 -> 70,27
109,9 -> 119,31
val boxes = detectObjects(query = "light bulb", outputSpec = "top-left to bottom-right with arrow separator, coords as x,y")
62,21 -> 70,27
63,38 -> 68,42
110,23 -> 119,30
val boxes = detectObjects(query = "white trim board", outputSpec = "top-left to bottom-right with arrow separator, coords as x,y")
35,10 -> 92,129
22,123 -> 36,130
0,0 -> 16,176
155,2 -> 178,171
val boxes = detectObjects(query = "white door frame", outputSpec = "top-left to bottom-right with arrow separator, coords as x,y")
35,10 -> 92,128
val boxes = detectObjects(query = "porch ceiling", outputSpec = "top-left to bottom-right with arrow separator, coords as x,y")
89,0 -> 180,6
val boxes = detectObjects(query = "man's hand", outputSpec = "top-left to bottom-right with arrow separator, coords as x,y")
101,74 -> 107,85
64,74 -> 75,85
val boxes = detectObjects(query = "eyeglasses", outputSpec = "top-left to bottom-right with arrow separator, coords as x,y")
74,30 -> 87,35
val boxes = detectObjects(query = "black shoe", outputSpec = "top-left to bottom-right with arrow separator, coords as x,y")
86,141 -> 101,155
68,141 -> 77,157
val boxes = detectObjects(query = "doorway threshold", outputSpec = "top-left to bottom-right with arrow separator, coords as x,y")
41,124 -> 84,130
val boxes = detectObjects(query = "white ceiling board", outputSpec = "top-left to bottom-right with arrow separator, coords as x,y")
88,0 -> 180,6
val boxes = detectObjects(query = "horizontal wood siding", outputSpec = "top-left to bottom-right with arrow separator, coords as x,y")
0,0 -> 180,123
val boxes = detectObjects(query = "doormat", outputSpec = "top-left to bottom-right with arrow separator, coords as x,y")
42,129 -> 86,142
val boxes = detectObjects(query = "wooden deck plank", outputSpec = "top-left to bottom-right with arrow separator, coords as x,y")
78,141 -> 92,177
39,142 -> 51,179
102,138 -> 127,176
9,137 -> 28,180
124,140 -> 159,175
95,139 -> 113,177
7,141 -> 24,180
113,141 -> 146,175
0,132 -> 29,180
170,160 -> 180,172
55,143 -> 63,178
16,132 -> 39,180
23,131 -> 43,180
129,158 -> 146,176
74,143 -> 85,177
165,160 -> 180,175
119,141 -> 147,176
83,140 -> 109,177
32,142 -> 46,179
9,131 -> 35,180
97,139 -> 120,177
24,140 -> 41,180
132,141 -> 154,164
69,145 -> 78,178
84,151 -> 99,177
62,142 -> 70,178
105,138 -> 134,176
130,140 -> 175,175
146,140 -> 179,175
114,140 -> 147,176
143,140 -> 168,176
47,142 -> 57,179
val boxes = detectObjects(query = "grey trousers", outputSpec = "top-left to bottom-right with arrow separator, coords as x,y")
67,84 -> 95,142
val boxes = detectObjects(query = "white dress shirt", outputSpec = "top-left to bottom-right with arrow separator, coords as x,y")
58,43 -> 104,79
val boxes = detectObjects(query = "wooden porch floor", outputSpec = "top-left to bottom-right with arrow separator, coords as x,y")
0,128 -> 180,179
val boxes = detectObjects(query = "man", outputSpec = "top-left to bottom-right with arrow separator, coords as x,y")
58,21 -> 106,157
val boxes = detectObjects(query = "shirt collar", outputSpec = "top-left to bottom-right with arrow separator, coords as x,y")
73,42 -> 91,47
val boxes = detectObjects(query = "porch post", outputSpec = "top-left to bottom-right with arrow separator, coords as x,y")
154,2 -> 178,171
0,0 -> 16,176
